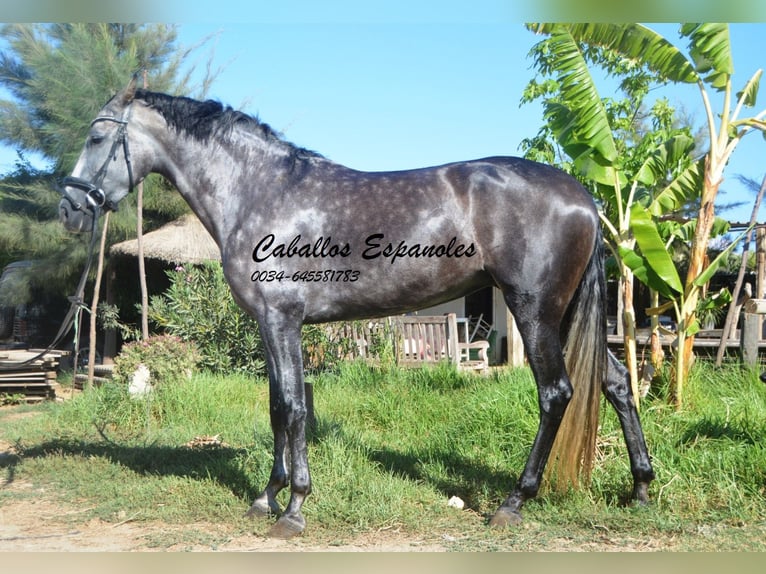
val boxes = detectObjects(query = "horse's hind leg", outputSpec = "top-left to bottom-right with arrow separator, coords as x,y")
603,350 -> 655,503
490,308 -> 573,527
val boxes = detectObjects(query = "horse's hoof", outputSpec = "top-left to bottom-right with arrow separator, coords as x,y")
268,514 -> 306,539
632,482 -> 651,505
245,498 -> 280,519
488,507 -> 523,528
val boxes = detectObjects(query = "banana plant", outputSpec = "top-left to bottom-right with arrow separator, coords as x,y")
525,24 -> 699,407
622,203 -> 744,407
529,23 -> 766,408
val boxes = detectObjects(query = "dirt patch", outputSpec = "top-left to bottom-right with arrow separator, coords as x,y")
0,496 -> 447,551
0,435 -> 689,552
0,403 -> 447,551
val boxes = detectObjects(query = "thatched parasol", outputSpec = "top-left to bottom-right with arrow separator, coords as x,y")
110,213 -> 221,264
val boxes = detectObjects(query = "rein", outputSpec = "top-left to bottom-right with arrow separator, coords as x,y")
0,109 -> 135,371
0,205 -> 102,370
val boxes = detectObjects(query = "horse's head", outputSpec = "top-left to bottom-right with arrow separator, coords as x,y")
58,77 -> 141,232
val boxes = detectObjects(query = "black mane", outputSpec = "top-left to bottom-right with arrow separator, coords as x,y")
134,89 -> 321,160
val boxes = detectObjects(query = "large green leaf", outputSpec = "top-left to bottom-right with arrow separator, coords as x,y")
681,23 -> 732,90
736,69 -> 762,108
533,25 -> 619,164
530,23 -> 698,84
618,244 -> 677,300
647,158 -> 705,216
575,155 -> 628,188
542,102 -> 597,163
629,203 -> 684,295
635,133 -> 696,187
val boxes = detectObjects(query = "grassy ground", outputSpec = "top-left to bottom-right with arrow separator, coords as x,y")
1,360 -> 765,550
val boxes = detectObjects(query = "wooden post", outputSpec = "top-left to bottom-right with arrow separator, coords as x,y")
506,309 -> 525,367
757,227 -> 766,299
741,299 -> 766,366
86,212 -> 110,389
741,313 -> 760,366
137,70 -> 149,340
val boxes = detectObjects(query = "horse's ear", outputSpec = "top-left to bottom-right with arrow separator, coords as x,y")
120,73 -> 139,105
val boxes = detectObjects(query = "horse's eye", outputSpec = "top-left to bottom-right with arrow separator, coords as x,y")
89,135 -> 105,146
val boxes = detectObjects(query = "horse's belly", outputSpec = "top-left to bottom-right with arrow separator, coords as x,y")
298,258 -> 490,323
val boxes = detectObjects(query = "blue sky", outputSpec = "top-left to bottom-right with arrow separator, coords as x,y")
171,21 -> 766,224
1,10 -> 765,224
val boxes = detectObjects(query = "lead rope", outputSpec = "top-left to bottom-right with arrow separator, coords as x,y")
2,106 -> 133,371
0,204 -> 103,370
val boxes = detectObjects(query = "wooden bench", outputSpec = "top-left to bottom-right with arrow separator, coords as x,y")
332,313 -> 490,372
370,313 -> 489,372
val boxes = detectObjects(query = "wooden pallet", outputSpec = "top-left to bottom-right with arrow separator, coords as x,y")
0,349 -> 64,402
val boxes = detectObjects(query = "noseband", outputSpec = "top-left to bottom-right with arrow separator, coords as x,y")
57,107 -> 136,216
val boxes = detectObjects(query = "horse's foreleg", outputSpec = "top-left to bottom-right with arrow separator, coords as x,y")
603,350 -> 655,503
245,412 -> 288,518
245,311 -> 311,539
490,320 -> 572,528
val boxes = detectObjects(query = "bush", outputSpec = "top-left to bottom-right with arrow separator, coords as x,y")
112,334 -> 200,388
148,262 -> 266,376
148,262 -> 373,377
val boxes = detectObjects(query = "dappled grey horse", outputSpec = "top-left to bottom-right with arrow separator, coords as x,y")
58,80 -> 654,538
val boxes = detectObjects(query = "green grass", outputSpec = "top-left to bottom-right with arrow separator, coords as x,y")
1,361 -> 765,550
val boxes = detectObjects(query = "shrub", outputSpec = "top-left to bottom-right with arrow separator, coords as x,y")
148,262 -> 375,377
148,262 -> 266,376
112,334 -> 200,388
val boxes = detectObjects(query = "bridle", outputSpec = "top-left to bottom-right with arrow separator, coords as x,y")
0,106 -> 136,371
57,106 -> 136,215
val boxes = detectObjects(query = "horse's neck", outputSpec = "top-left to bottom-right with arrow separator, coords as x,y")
157,136 -> 252,249
155,128 -> 312,258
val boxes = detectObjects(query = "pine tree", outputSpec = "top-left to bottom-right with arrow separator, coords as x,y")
0,23 -> 215,295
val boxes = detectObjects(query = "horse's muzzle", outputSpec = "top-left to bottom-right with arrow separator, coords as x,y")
58,196 -> 92,233
56,176 -> 111,233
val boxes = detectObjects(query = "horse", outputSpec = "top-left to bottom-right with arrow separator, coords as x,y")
58,79 -> 654,539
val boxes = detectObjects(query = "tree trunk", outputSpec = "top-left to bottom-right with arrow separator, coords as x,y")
676,167 -> 721,407
87,212 -> 110,389
649,289 -> 664,373
621,266 -> 640,406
